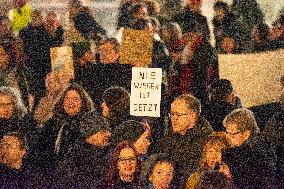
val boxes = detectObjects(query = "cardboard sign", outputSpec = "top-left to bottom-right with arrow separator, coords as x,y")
50,46 -> 74,84
130,67 -> 162,117
219,49 -> 284,107
120,29 -> 153,67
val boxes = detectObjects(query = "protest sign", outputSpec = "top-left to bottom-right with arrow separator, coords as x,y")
120,29 -> 153,67
50,46 -> 74,84
219,49 -> 284,107
130,67 -> 162,117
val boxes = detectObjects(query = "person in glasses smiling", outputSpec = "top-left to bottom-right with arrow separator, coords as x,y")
222,108 -> 279,189
153,94 -> 212,188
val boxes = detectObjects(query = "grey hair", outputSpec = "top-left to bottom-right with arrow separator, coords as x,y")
223,108 -> 260,139
0,86 -> 27,118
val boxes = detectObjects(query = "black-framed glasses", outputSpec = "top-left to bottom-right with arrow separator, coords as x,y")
169,112 -> 189,118
118,157 -> 136,164
225,131 -> 243,136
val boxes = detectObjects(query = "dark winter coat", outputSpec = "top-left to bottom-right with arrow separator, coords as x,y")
73,10 -> 107,40
213,13 -> 242,54
203,100 -> 236,131
222,136 -> 279,189
231,0 -> 265,52
153,116 -> 213,188
0,162 -> 50,189
56,141 -> 112,189
117,1 -> 134,29
107,175 -> 140,189
180,40 -> 218,105
48,26 -> 65,48
174,9 -> 210,42
19,24 -> 51,96
262,105 -> 284,188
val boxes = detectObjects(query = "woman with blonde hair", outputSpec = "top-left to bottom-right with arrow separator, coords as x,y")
185,133 -> 232,189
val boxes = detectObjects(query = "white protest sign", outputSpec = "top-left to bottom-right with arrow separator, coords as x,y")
130,67 -> 162,117
219,49 -> 284,108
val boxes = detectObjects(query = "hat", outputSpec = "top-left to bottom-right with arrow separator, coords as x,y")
71,42 -> 91,60
102,86 -> 130,108
112,120 -> 145,145
80,112 -> 109,139
140,153 -> 174,188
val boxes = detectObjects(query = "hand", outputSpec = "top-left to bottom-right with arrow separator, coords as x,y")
219,164 -> 232,179
28,94 -> 34,112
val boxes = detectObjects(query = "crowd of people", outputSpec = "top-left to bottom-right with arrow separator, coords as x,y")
1,0 -> 284,188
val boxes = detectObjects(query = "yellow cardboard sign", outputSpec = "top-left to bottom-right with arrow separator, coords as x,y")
120,29 -> 153,67
50,46 -> 74,84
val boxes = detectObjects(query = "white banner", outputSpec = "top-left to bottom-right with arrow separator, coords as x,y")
130,68 -> 162,117
219,49 -> 284,107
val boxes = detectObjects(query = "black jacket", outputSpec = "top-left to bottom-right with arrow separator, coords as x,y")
203,100 -> 236,131
56,141 -> 111,189
73,11 -> 107,40
223,137 -> 279,189
213,13 -> 242,53
174,9 -> 210,41
153,116 -> 212,188
0,161 -> 50,189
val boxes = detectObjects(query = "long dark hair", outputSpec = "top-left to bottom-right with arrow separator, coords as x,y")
52,83 -> 95,118
105,141 -> 142,188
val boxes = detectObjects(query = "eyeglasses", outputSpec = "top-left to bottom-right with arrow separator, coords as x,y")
0,103 -> 13,107
225,131 -> 243,136
118,157 -> 136,164
170,112 -> 190,117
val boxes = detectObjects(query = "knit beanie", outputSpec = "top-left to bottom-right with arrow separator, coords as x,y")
112,120 -> 145,145
80,112 -> 109,139
102,86 -> 130,109
140,153 -> 174,188
71,42 -> 91,60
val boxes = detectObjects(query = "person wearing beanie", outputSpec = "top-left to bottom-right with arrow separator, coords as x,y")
56,112 -> 112,188
101,86 -> 133,130
139,153 -> 176,189
111,120 -> 151,159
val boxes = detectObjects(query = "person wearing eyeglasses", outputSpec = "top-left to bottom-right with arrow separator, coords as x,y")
104,141 -> 141,189
152,94 -> 213,188
222,108 -> 279,189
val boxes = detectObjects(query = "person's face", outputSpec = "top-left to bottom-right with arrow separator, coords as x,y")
0,47 -> 9,69
0,18 -> 11,36
149,161 -> 174,189
188,0 -> 202,12
221,37 -> 235,53
31,13 -> 43,27
133,6 -> 148,20
99,42 -> 119,64
86,130 -> 111,147
101,101 -> 110,118
63,90 -> 82,116
225,123 -> 251,147
0,135 -> 26,164
171,99 -> 198,135
46,13 -> 57,24
81,49 -> 95,63
134,130 -> 151,155
117,147 -> 137,178
0,94 -> 14,119
205,144 -> 222,169
214,8 -> 225,20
